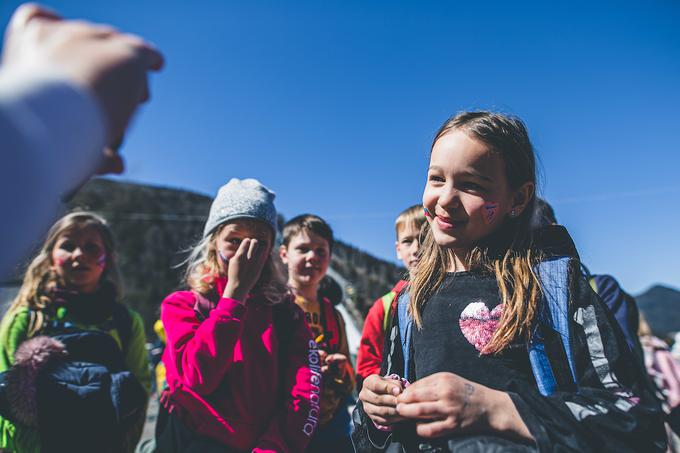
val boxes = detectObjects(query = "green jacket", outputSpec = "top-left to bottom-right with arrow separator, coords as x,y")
0,305 -> 151,452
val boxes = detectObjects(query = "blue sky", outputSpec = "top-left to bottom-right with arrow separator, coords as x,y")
2,0 -> 678,295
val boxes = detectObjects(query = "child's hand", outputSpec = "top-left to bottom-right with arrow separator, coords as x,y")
359,374 -> 406,427
322,353 -> 348,378
222,238 -> 269,303
396,373 -> 503,437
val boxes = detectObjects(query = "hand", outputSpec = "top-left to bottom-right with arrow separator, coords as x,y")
359,374 -> 406,427
395,372 -> 532,441
2,4 -> 164,169
223,238 -> 270,303
322,353 -> 348,378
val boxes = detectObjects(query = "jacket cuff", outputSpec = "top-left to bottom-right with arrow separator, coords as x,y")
215,297 -> 246,317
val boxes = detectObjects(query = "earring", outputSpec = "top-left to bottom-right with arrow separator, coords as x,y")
510,210 -> 517,218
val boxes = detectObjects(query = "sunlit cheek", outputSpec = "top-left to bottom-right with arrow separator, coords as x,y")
52,249 -> 70,268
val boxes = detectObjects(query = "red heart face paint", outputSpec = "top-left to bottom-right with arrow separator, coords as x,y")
482,202 -> 499,225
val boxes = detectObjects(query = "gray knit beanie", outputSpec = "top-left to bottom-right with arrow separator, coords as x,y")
203,178 -> 277,238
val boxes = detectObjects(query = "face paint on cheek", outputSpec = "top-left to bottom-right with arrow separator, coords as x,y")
482,202 -> 499,225
52,250 -> 69,267
96,254 -> 107,269
423,207 -> 432,218
218,250 -> 229,264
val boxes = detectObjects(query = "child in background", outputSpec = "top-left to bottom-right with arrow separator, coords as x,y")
0,212 -> 150,452
356,205 -> 425,386
158,179 -> 317,452
354,112 -> 666,452
279,214 -> 355,452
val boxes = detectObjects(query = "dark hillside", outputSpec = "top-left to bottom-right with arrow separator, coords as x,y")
636,284 -> 680,339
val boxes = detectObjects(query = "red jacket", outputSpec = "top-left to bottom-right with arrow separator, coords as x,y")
356,280 -> 408,381
161,277 -> 319,452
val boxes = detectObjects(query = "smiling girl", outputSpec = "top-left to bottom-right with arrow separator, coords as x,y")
354,112 -> 666,452
0,212 -> 150,452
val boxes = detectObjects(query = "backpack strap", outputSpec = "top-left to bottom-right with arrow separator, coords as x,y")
110,304 -> 133,357
381,292 -> 397,333
396,290 -> 413,381
319,297 -> 340,353
27,309 -> 46,338
381,280 -> 409,332
192,289 -> 218,322
528,257 -> 578,396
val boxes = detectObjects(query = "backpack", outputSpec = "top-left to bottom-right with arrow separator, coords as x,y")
394,256 -> 578,396
0,306 -> 147,453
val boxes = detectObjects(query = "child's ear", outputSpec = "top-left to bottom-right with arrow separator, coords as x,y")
395,241 -> 403,260
510,181 -> 535,217
279,244 -> 289,263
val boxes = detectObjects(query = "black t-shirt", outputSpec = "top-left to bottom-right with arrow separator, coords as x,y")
413,270 -> 535,390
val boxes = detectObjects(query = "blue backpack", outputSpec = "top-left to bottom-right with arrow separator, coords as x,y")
0,307 -> 147,453
396,256 -> 577,396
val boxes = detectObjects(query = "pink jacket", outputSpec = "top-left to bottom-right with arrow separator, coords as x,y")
161,277 -> 320,452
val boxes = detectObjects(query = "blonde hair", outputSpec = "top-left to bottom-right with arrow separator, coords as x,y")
9,212 -> 122,316
638,313 -> 653,338
395,205 -> 426,239
410,111 -> 541,354
184,220 -> 287,304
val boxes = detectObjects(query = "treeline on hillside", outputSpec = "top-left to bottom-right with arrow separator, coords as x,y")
67,179 -> 404,334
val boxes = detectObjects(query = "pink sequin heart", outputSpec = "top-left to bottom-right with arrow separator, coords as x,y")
458,302 -> 503,353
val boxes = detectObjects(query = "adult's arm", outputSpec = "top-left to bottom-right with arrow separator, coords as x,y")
0,3 -> 163,278
0,72 -> 106,277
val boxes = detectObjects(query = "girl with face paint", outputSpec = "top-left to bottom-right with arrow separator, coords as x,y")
0,212 -> 151,452
355,112 -> 666,452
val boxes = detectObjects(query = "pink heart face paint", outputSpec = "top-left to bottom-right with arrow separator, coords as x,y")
482,202 -> 499,225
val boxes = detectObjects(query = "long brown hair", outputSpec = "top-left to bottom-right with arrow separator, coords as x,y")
9,212 -> 122,315
410,111 -> 542,354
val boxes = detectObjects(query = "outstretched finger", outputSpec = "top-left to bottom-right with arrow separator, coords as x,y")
123,33 -> 164,71
415,418 -> 458,439
365,376 -> 403,396
234,238 -> 250,259
8,3 -> 61,31
397,382 -> 436,404
396,401 -> 442,420
246,238 -> 259,260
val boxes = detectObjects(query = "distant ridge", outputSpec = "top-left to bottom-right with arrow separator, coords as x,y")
635,284 -> 680,339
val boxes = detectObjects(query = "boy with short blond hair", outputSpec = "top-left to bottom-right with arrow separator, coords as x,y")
279,214 -> 354,452
356,204 -> 425,385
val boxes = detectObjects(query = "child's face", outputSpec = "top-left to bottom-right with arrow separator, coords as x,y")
423,129 -> 519,254
279,231 -> 331,291
396,223 -> 420,274
214,219 -> 273,273
51,226 -> 107,294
